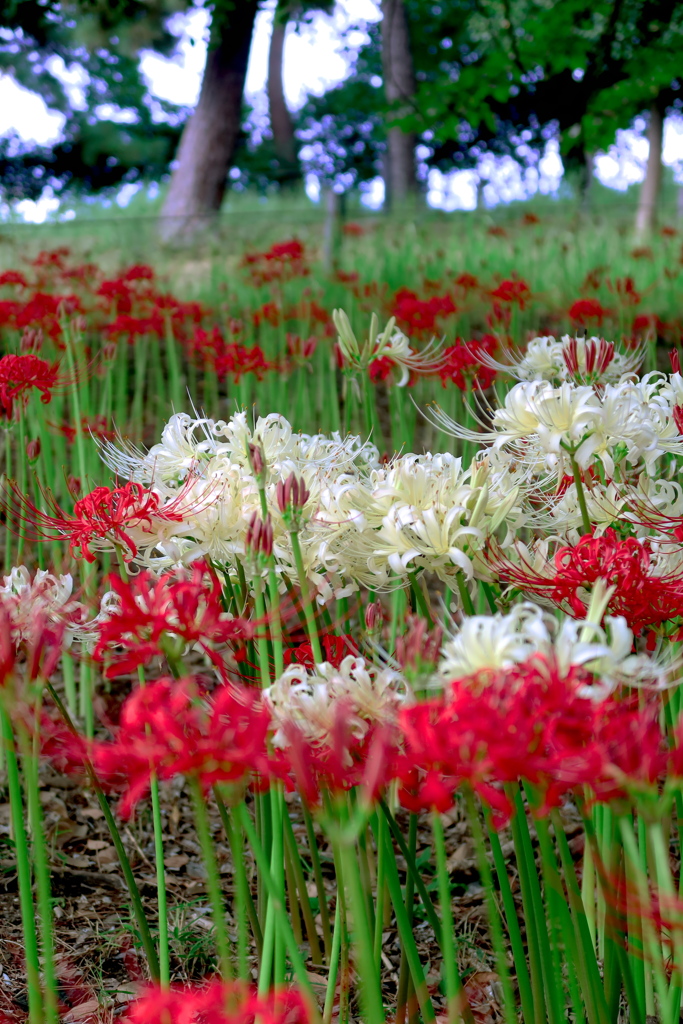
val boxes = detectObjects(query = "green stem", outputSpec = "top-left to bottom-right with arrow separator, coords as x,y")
407,569 -> 433,624
254,584 -> 272,689
236,802 -> 319,1011
1,708 -> 44,1024
150,776 -> 170,987
372,810 -> 387,968
483,807 -> 534,1023
380,818 -> 440,1024
290,530 -> 323,663
19,725 -> 59,1023
464,789 -> 517,1024
16,412 -> 27,562
335,830 -> 385,1023
302,803 -> 333,960
379,799 -> 443,944
455,570 -> 475,616
189,778 -> 233,979
283,810 -> 323,965
569,451 -> 592,535
506,783 -> 558,1024
432,812 -> 466,1024
323,892 -> 343,1024
395,813 -> 418,1024
213,789 -> 263,967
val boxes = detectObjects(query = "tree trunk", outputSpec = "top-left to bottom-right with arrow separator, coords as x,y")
159,1 -> 258,242
381,0 -> 417,208
635,103 -> 664,240
267,3 -> 301,188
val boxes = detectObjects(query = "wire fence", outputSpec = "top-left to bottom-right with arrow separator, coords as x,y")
0,193 -> 681,267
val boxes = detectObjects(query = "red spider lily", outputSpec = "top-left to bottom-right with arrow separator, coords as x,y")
489,529 -> 683,635
40,711 -> 90,780
342,221 -> 366,236
122,981 -> 312,1024
289,299 -> 331,327
368,356 -> 394,383
92,677 -> 272,816
14,292 -> 84,341
568,298 -> 612,327
522,212 -> 540,225
122,263 -> 155,283
490,279 -> 531,309
48,414 -> 116,444
285,333 -> 317,365
253,301 -> 283,328
334,269 -> 360,286
104,310 -> 166,341
215,342 -> 271,381
453,272 -> 480,294
623,493 -> 683,546
283,634 -> 356,670
632,313 -> 667,338
0,271 -> 28,288
0,353 -> 61,418
439,337 -> 497,391
4,480 -> 184,563
608,276 -> 642,307
393,657 -> 663,825
93,560 -> 253,678
30,247 -> 71,270
486,225 -> 507,238
242,239 -> 309,286
391,287 -> 456,336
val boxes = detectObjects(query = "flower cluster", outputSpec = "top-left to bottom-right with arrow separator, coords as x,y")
122,981 -> 312,1024
94,411 -> 521,603
92,676 -> 271,816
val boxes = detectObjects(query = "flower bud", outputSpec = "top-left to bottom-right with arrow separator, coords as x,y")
247,442 -> 266,480
67,475 -> 81,499
25,438 -> 41,464
332,309 -> 360,365
364,600 -> 383,635
20,327 -> 43,353
245,512 -> 273,559
276,472 -> 310,530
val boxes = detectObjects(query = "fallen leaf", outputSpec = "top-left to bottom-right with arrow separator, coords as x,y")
164,854 -> 189,871
62,997 -> 100,1022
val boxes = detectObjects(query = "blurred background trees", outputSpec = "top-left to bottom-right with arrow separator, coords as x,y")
0,0 -> 682,236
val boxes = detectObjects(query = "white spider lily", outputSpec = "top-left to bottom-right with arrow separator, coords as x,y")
333,309 -> 446,386
428,376 -> 683,478
437,600 -> 667,696
0,566 -> 90,647
264,655 -> 410,754
475,334 -> 642,385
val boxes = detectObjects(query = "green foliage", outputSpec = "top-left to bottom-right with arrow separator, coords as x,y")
0,0 -> 191,200
397,0 -> 683,166
294,22 -> 386,188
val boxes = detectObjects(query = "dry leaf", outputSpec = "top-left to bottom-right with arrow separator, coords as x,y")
164,854 -> 189,871
62,997 -> 100,1022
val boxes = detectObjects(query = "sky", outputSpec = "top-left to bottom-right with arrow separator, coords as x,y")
1,0 -> 682,221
